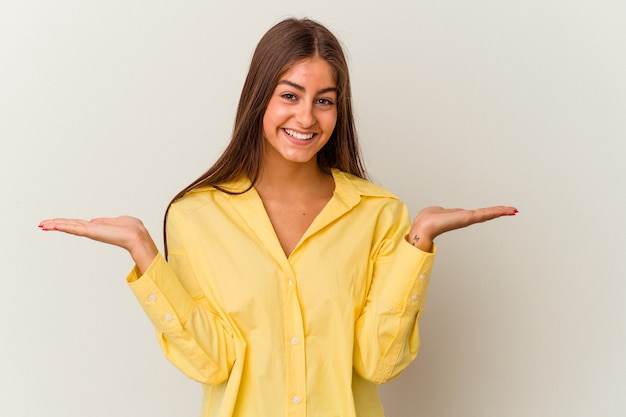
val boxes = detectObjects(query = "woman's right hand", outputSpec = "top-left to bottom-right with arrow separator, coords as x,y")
39,216 -> 158,274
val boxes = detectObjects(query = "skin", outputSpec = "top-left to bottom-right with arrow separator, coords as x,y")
261,57 -> 338,167
39,57 -> 518,271
255,58 -> 339,257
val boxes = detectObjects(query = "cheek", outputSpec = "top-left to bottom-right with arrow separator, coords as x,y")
261,108 -> 277,136
263,102 -> 288,131
322,110 -> 338,133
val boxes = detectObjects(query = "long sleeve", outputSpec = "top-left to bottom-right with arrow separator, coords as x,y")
352,203 -> 436,384
126,247 -> 238,386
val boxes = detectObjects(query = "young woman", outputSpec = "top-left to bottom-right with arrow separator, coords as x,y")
40,18 -> 517,417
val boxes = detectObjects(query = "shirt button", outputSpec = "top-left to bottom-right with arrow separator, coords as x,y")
149,294 -> 157,302
293,396 -> 302,404
288,280 -> 294,286
291,337 -> 299,345
411,295 -> 419,301
420,274 -> 427,281
165,314 -> 173,321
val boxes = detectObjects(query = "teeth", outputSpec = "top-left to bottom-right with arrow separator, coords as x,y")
285,128 -> 314,140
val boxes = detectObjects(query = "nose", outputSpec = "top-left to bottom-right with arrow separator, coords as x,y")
295,102 -> 316,128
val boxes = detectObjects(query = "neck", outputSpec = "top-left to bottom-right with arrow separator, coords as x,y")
255,159 -> 332,198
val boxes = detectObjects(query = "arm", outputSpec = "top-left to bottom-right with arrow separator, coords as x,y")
39,215 -> 239,384
352,204 -> 434,384
127,252 -> 238,384
353,204 -> 517,383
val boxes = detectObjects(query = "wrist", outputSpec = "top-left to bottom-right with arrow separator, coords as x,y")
405,233 -> 433,252
128,229 -> 158,274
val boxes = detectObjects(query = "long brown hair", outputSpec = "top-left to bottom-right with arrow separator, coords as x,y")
164,18 -> 367,255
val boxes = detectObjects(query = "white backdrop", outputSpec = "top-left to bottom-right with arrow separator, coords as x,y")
1,1 -> 625,416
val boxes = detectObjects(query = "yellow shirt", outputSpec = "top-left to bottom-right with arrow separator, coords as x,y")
127,169 -> 435,417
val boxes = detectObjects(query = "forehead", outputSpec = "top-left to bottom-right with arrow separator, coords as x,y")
279,57 -> 337,87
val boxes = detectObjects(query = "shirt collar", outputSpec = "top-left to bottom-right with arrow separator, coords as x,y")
187,168 -> 397,201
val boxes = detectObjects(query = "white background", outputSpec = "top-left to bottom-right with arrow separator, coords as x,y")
1,1 -> 625,416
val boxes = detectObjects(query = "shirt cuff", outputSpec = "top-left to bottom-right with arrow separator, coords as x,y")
378,240 -> 436,313
126,253 -> 195,333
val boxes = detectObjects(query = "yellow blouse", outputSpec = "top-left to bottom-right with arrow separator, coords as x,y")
127,169 -> 435,417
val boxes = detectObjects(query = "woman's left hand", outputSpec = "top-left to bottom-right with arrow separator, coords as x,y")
407,205 -> 518,252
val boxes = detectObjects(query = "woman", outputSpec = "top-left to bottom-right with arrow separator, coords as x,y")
40,18 -> 516,417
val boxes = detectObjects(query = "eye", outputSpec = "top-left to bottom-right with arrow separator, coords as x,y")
281,93 -> 297,101
316,98 -> 335,106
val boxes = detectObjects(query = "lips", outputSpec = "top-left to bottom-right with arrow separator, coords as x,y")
283,128 -> 315,140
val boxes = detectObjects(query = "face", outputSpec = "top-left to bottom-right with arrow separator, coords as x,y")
262,57 -> 338,168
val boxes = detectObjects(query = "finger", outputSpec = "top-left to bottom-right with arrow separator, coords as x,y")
488,205 -> 518,217
43,219 -> 92,235
41,218 -> 103,238
499,206 -> 519,216
470,206 -> 518,223
38,218 -> 81,231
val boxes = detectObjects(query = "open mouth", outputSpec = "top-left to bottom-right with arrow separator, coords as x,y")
284,128 -> 315,141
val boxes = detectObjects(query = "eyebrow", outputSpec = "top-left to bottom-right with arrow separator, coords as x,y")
277,80 -> 338,95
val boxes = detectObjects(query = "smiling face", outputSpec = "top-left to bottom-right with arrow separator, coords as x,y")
262,57 -> 338,168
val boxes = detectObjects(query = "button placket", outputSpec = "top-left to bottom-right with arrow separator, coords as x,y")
283,268 -> 306,415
